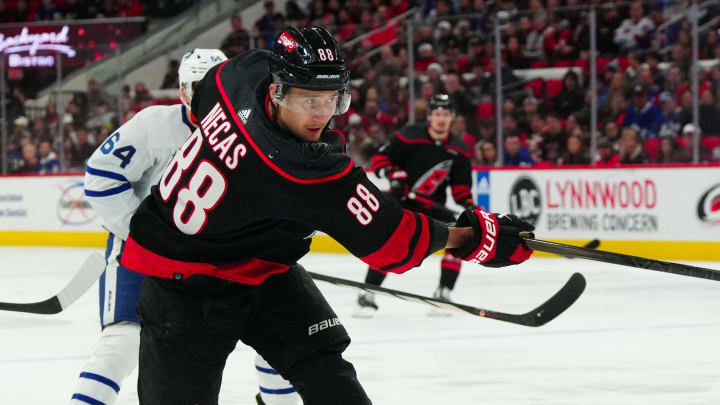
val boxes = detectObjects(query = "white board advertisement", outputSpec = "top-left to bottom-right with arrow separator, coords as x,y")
0,175 -> 103,232
488,167 -> 720,241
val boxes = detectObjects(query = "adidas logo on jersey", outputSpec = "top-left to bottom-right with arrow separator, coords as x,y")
238,109 -> 252,124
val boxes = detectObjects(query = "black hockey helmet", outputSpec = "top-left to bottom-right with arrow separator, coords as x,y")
428,94 -> 454,113
269,26 -> 351,115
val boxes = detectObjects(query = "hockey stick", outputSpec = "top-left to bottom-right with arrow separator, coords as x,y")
308,271 -> 586,327
407,192 -> 462,218
520,233 -> 720,282
0,253 -> 105,314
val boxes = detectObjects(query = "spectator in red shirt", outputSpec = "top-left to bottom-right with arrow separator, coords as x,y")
543,18 -> 574,62
452,115 -> 476,152
335,10 -> 357,41
117,0 -> 144,17
414,43 -> 438,73
596,137 -> 621,166
389,0 -> 410,17
362,98 -> 395,133
221,14 -> 251,59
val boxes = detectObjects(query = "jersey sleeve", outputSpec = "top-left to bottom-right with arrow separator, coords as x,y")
449,154 -> 473,208
369,131 -> 406,176
287,167 -> 449,273
84,112 -> 154,240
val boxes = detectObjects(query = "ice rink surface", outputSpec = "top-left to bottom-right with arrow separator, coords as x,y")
1,246 -> 719,405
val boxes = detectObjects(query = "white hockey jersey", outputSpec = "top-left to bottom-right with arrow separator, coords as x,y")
84,104 -> 195,240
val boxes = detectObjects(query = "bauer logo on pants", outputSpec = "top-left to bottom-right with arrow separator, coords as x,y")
308,317 -> 341,336
697,183 -> 720,224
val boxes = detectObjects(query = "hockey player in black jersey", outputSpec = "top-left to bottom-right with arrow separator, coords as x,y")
356,94 -> 475,317
120,26 -> 534,405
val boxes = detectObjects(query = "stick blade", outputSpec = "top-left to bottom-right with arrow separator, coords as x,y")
518,272 -> 586,327
0,253 -> 105,315
0,296 -> 63,314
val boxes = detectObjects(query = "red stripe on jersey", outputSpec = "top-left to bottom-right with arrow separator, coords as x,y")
370,154 -> 392,171
394,130 -> 433,144
215,61 -> 354,184
327,129 -> 347,152
410,193 -> 437,206
121,237 -> 290,285
444,144 -> 472,158
452,185 -> 471,200
360,210 -> 430,274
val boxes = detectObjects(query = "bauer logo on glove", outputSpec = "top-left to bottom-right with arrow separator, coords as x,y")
448,208 -> 535,268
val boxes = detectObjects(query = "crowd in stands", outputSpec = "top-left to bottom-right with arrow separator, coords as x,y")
1,77 -> 160,174
319,0 -> 720,167
4,0 -> 720,175
0,0 -> 193,22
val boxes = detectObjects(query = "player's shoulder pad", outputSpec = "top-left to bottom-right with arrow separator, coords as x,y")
304,129 -> 347,159
445,132 -> 472,158
250,131 -> 353,184
396,123 -> 430,142
133,103 -> 181,120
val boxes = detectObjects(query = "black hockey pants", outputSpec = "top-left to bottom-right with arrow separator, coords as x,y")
136,264 -> 372,405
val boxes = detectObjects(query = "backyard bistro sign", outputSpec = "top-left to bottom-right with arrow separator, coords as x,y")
0,26 -> 76,67
0,20 -> 145,70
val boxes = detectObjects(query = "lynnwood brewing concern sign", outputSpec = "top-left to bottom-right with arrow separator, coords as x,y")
488,166 -> 720,241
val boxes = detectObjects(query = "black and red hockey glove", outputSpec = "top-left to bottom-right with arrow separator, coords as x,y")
448,208 -> 534,268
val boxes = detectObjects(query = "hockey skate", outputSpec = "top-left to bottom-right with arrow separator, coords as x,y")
352,292 -> 378,318
427,286 -> 453,317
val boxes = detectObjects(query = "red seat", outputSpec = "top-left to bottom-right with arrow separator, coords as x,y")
546,79 -> 563,100
553,60 -> 573,68
530,60 -> 550,69
617,57 -> 628,72
476,103 -> 495,120
574,59 -> 590,72
596,57 -> 611,76
645,138 -> 661,160
702,136 -> 720,150
525,79 -> 544,98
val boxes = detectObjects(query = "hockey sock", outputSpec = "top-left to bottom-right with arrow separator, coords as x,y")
69,322 -> 140,405
255,354 -> 300,405
364,267 -> 386,286
440,252 -> 462,290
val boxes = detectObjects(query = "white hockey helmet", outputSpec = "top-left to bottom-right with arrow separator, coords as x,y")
178,48 -> 228,109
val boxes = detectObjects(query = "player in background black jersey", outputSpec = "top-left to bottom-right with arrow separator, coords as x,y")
356,94 -> 475,317
120,26 -> 534,405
